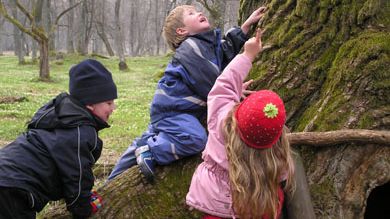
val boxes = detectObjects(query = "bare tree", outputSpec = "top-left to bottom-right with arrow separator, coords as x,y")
0,0 -> 82,80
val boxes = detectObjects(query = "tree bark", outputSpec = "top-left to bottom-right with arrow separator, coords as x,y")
39,39 -> 50,80
238,0 -> 390,218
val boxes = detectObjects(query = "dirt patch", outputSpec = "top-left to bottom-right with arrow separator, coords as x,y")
0,96 -> 27,104
0,140 -> 11,148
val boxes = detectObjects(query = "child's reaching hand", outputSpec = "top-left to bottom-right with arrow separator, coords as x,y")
243,29 -> 263,62
241,6 -> 267,34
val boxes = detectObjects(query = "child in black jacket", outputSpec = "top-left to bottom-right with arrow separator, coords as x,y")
0,59 -> 117,218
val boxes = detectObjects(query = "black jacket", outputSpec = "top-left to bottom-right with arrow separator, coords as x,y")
0,93 -> 108,217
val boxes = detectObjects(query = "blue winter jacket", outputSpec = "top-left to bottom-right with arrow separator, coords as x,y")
150,27 -> 248,124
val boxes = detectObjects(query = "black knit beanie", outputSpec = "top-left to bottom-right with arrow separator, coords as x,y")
69,59 -> 117,105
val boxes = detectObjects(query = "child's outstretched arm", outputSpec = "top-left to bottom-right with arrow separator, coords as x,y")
241,6 -> 267,35
208,30 -> 263,121
243,29 -> 263,61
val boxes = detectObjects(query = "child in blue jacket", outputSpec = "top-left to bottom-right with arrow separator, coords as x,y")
108,5 -> 266,181
0,59 -> 116,218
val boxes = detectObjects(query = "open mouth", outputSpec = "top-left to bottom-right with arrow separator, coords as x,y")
200,17 -> 207,23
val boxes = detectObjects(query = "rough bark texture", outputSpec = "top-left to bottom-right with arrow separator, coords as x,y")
43,0 -> 389,218
238,0 -> 390,218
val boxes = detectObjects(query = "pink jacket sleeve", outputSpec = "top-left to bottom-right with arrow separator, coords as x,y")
202,54 -> 253,170
207,54 -> 253,129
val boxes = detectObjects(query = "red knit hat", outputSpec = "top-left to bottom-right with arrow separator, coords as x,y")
235,90 -> 286,149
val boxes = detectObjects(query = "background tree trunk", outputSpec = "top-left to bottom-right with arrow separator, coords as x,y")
95,0 -> 115,56
66,0 -> 75,54
76,0 -> 94,55
0,16 -> 4,55
10,1 -> 24,64
114,0 -> 128,71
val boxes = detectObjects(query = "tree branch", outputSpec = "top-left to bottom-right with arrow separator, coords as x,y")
0,2 -> 41,41
15,0 -> 33,22
287,129 -> 390,146
54,0 -> 83,26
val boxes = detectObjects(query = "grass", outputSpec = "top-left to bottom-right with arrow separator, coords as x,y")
0,54 -> 170,157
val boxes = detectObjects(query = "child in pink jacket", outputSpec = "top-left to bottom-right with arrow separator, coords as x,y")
186,31 -> 295,219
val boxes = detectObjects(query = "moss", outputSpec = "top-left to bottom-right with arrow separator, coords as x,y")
310,177 -> 337,214
295,0 -> 315,18
295,31 -> 389,131
357,111 -> 375,128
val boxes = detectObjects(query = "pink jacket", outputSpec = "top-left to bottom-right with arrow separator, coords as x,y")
186,54 -> 252,218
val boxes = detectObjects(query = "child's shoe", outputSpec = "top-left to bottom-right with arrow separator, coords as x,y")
135,145 -> 155,181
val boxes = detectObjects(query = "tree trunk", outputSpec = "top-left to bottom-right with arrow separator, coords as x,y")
238,0 -> 390,218
114,0 -> 128,70
31,40 -> 38,63
77,0 -> 94,55
10,2 -> 25,64
43,0 -> 55,52
39,39 -> 50,80
66,0 -> 75,53
0,17 -> 4,55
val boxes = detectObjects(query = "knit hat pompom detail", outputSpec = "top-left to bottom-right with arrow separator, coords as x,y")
235,90 -> 286,149
69,59 -> 117,105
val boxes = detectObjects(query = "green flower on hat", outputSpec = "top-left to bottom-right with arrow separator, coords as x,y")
263,103 -> 278,118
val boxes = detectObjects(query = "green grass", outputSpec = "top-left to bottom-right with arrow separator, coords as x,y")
0,54 -> 170,154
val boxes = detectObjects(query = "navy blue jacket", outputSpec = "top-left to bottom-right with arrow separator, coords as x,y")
150,27 -> 247,124
0,93 -> 108,217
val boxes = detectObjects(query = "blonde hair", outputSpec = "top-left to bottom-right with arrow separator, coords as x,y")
223,106 -> 295,219
162,5 -> 195,51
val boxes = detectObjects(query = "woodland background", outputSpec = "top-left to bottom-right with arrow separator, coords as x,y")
0,0 -> 239,65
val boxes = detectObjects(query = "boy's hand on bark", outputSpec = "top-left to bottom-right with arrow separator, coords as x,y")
241,6 -> 267,34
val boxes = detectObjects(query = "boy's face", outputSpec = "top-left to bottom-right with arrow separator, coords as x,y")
86,100 -> 116,122
178,7 -> 210,36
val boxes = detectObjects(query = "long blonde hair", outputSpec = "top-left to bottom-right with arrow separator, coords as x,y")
162,5 -> 194,51
223,106 -> 295,219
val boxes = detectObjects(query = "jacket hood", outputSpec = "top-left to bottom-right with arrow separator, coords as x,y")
27,92 -> 109,131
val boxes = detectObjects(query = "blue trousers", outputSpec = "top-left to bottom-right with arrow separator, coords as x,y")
108,114 -> 207,180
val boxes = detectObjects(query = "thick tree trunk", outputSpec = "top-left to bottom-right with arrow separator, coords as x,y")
238,0 -> 390,218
